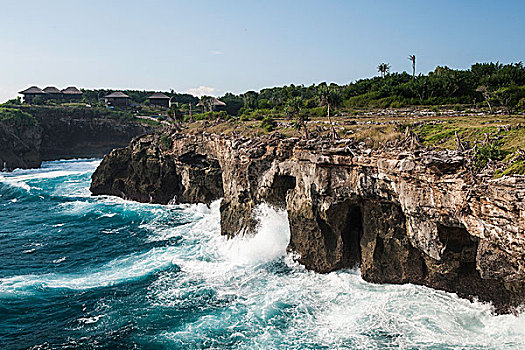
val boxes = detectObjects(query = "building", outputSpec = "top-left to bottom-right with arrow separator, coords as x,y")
43,86 -> 63,100
147,92 -> 170,108
196,97 -> 226,112
18,86 -> 45,103
61,86 -> 83,100
104,91 -> 130,107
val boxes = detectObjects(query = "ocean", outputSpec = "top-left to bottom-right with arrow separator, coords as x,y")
0,159 -> 523,349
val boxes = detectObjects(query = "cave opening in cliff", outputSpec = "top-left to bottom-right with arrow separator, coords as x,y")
437,223 -> 478,275
322,200 -> 364,269
266,174 -> 296,208
341,204 -> 364,267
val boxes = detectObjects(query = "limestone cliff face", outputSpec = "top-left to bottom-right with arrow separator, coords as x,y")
0,115 -> 42,169
0,106 -> 151,170
90,132 -> 525,313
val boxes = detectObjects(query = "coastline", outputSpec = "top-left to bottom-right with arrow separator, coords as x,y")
90,131 -> 525,314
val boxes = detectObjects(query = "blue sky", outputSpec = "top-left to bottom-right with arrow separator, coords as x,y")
0,0 -> 523,102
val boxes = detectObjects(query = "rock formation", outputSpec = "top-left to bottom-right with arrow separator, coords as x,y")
0,106 -> 151,170
90,132 -> 525,313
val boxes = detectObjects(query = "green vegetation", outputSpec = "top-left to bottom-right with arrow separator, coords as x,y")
474,142 -> 506,168
3,60 -> 525,177
495,160 -> 525,178
79,89 -> 198,106
0,108 -> 39,137
260,116 -> 275,132
185,110 -> 229,122
160,134 -> 173,149
7,61 -> 525,123
0,107 -> 37,125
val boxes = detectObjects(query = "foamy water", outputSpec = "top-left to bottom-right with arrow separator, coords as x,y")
0,159 -> 523,349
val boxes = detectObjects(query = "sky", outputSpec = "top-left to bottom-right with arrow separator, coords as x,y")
0,0 -> 524,102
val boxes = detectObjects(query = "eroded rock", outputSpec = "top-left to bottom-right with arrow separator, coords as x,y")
90,132 -> 525,313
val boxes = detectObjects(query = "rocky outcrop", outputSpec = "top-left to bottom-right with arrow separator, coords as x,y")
0,106 -> 151,170
91,134 -> 223,204
0,114 -> 42,169
90,132 -> 525,313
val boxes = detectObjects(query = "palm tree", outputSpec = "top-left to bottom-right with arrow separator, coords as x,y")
286,96 -> 309,139
318,83 -> 341,140
408,55 -> 416,78
377,63 -> 391,78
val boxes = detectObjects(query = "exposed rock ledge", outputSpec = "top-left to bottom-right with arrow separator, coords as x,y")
90,132 -> 525,313
0,106 -> 151,170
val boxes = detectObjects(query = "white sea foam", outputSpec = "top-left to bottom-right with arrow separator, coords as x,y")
148,201 -> 525,349
217,203 -> 290,266
0,159 -> 100,194
0,246 -> 178,295
0,174 -> 32,192
77,315 -> 104,325
3,160 -> 523,348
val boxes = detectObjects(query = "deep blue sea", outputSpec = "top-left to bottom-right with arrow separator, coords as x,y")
0,159 -> 524,349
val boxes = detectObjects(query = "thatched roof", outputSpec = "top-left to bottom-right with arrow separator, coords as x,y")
105,91 -> 129,98
148,92 -> 170,100
196,97 -> 226,106
43,86 -> 62,94
19,86 -> 45,94
62,86 -> 83,95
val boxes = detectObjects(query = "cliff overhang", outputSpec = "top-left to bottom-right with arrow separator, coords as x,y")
90,132 -> 525,313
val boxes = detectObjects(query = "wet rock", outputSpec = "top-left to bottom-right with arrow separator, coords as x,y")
90,132 -> 525,313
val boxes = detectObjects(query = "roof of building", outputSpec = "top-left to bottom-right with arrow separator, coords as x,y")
105,91 -> 130,98
148,92 -> 170,100
19,86 -> 45,94
43,86 -> 62,94
62,86 -> 83,95
196,97 -> 226,106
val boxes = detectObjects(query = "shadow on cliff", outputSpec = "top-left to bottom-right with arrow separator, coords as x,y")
89,132 -> 525,314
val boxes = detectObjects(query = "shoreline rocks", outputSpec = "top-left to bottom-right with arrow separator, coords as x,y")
90,132 -> 525,313
0,106 -> 151,171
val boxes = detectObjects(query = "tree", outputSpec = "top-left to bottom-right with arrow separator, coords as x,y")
167,104 -> 183,129
199,96 -> 215,112
377,63 -> 391,78
242,91 -> 259,110
285,96 -> 309,139
220,92 -> 244,115
476,85 -> 494,113
318,83 -> 341,140
493,85 -> 525,114
408,55 -> 416,78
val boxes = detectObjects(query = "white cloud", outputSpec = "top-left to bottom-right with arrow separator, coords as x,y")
211,50 -> 224,55
186,86 -> 217,97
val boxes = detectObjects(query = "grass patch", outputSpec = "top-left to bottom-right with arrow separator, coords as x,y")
495,160 -> 525,178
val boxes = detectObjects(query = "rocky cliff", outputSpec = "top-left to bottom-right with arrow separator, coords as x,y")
90,132 -> 525,313
0,106 -> 152,170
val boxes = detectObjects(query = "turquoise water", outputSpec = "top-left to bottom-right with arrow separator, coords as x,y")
0,159 -> 524,349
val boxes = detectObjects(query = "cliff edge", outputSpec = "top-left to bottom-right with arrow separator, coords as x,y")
0,106 -> 152,170
91,132 -> 525,313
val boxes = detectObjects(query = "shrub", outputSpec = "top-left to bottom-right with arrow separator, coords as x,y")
517,98 -> 525,112
305,106 -> 327,118
260,116 -> 275,132
0,107 -> 37,125
159,134 -> 172,149
474,142 -> 506,168
187,110 -> 229,121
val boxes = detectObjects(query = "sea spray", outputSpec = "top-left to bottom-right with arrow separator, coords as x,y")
218,203 -> 290,266
1,159 -> 524,349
